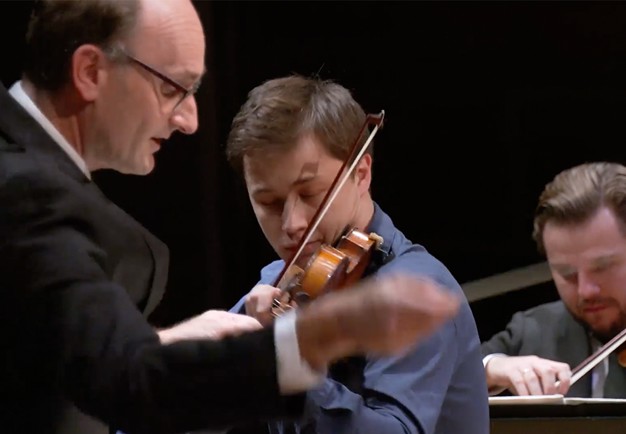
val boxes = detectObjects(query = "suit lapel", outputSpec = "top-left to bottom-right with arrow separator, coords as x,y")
0,81 -> 89,185
84,181 -> 169,317
140,230 -> 169,317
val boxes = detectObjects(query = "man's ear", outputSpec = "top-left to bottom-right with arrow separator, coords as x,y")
71,44 -> 108,102
355,153 -> 373,194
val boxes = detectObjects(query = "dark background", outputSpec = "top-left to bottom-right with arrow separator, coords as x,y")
3,0 -> 626,344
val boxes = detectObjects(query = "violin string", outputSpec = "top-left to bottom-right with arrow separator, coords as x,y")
270,299 -> 290,318
279,120 -> 383,287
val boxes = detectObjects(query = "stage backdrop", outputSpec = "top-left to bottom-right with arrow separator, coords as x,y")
2,0 -> 626,342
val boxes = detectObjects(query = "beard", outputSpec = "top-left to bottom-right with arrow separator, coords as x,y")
566,301 -> 626,344
590,322 -> 624,344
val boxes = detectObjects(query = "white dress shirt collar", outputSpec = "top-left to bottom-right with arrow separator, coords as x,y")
8,80 -> 91,180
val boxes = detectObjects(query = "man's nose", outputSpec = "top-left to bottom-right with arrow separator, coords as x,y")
282,197 -> 309,236
170,95 -> 199,135
578,273 -> 601,300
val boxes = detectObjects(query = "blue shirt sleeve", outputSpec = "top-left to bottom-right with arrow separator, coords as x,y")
229,259 -> 285,315
229,295 -> 246,314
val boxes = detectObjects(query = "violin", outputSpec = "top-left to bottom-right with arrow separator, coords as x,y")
270,111 -> 386,317
555,327 -> 626,390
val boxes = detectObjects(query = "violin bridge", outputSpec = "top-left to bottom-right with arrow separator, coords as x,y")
368,232 -> 384,249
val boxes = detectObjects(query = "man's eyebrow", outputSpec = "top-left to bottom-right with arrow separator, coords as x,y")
591,254 -> 619,266
550,254 -> 619,271
178,67 -> 207,87
250,164 -> 319,197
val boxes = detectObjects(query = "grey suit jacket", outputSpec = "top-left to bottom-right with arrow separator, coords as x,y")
481,300 -> 595,397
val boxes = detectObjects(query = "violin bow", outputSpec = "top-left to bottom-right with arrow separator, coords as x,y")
272,110 -> 385,290
555,327 -> 626,389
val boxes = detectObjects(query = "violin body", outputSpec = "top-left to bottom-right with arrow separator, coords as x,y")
271,228 -> 383,316
619,344 -> 626,368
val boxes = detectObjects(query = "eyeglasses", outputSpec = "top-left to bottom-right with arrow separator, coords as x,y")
122,51 -> 201,110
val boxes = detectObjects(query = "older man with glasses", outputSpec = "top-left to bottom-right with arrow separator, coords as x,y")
120,48 -> 203,111
0,1 -> 460,434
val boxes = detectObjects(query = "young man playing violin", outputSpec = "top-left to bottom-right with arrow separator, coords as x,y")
482,162 -> 626,398
225,74 -> 488,434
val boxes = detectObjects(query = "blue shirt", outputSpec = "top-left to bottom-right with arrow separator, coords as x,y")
230,202 -> 489,434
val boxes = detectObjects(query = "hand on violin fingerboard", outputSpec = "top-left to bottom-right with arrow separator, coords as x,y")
245,284 -> 285,326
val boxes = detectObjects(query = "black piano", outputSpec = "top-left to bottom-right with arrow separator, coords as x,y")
490,399 -> 626,433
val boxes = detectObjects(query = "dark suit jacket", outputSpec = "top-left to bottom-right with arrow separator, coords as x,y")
480,300 -> 626,397
0,82 -> 303,434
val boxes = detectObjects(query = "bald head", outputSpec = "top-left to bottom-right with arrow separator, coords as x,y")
127,0 -> 205,84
